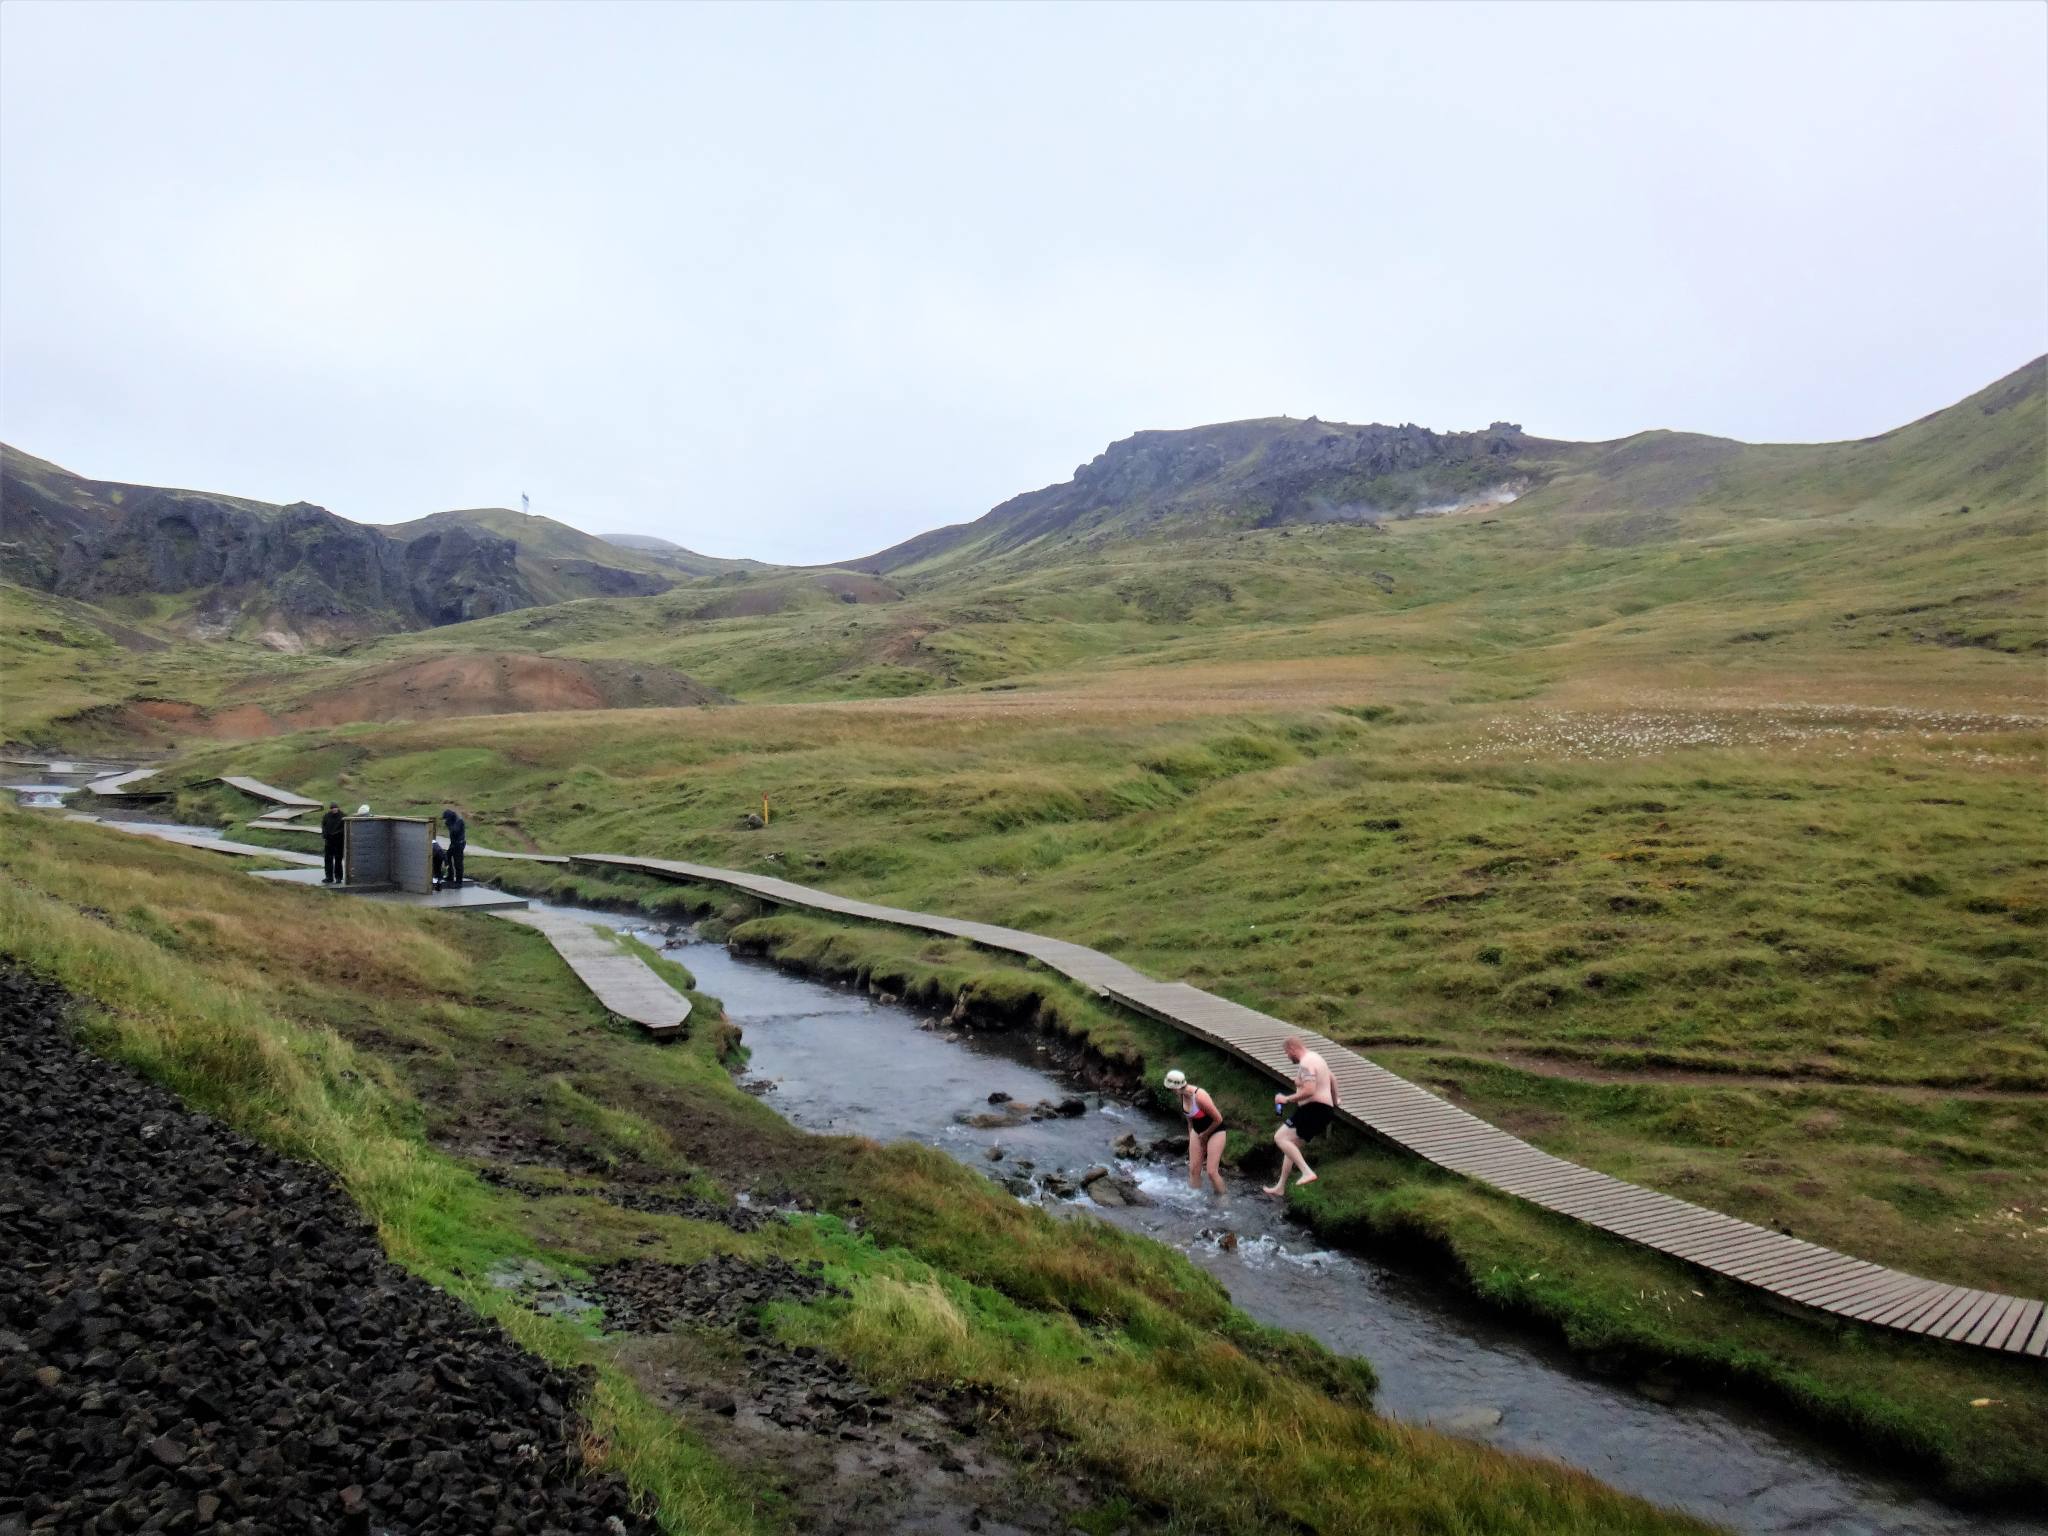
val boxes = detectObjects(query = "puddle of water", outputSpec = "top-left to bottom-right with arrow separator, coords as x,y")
547,910 -> 2041,1536
487,1256 -> 601,1323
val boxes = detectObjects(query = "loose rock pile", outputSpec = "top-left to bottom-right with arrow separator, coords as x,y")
0,965 -> 651,1536
586,1254 -> 843,1335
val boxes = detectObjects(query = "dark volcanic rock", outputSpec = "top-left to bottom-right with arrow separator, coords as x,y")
0,964 -> 652,1536
849,414 -> 1537,572
0,445 -> 674,642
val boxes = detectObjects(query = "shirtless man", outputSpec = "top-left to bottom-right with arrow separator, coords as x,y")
1263,1036 -> 1337,1197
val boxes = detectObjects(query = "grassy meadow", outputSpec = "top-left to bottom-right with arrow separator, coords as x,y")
0,808 -> 1728,1535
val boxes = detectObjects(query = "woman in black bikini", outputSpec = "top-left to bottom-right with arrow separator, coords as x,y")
1164,1069 -> 1228,1195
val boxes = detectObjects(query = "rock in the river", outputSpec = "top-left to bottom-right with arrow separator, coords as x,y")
956,1103 -> 1029,1130
987,1091 -> 1012,1104
1112,1132 -> 1141,1159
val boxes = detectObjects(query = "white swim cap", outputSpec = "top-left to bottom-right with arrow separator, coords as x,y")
1163,1069 -> 1187,1091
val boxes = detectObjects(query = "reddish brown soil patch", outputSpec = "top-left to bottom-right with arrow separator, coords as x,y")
98,699 -> 284,740
281,652 -> 725,727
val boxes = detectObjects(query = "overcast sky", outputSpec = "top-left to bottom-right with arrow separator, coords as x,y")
2,2 -> 2043,564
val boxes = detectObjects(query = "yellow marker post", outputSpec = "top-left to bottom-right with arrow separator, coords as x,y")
761,791 -> 771,827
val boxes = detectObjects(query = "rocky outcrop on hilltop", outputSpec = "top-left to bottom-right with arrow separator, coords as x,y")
0,446 -> 669,646
852,415 -> 1544,571
48,493 -> 531,636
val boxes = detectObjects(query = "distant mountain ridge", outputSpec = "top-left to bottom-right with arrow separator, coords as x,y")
0,449 -> 694,648
846,356 -> 2047,576
3,354 -> 2038,649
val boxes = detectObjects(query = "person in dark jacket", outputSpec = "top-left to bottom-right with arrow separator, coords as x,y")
321,803 -> 345,884
440,808 -> 466,888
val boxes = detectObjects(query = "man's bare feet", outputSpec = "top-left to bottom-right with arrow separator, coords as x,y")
1261,1181 -> 1285,1197
1296,1173 -> 1318,1186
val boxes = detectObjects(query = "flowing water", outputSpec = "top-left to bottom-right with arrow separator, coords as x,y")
1,756 -> 130,809
581,914 -> 2041,1536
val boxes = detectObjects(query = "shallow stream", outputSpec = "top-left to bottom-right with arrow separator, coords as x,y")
591,913 -> 2038,1536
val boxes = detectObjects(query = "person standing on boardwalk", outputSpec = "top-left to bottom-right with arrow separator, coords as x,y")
1264,1036 -> 1338,1197
440,807 -> 466,888
320,803 -> 345,885
1165,1069 -> 1228,1196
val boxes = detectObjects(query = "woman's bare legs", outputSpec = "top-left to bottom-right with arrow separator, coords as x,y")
1203,1130 -> 1229,1195
1187,1131 -> 1205,1190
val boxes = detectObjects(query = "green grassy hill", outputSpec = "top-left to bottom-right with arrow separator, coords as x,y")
599,531 -> 769,578
385,506 -> 687,603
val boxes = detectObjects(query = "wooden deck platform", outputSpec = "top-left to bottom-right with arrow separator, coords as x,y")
251,866 -> 530,912
242,817 -> 569,863
495,909 -> 689,1036
573,852 -> 2048,1359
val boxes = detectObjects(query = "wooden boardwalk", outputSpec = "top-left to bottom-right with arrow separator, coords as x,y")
574,853 -> 2047,1359
496,909 -> 690,1036
84,767 -> 160,796
215,775 -> 322,810
73,815 -> 324,867
240,816 -> 569,864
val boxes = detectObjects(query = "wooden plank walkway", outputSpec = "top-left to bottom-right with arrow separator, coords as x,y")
573,852 -> 2047,1359
495,909 -> 689,1037
239,817 -> 569,864
216,775 -> 323,809
84,767 -> 160,795
71,815 -> 324,867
